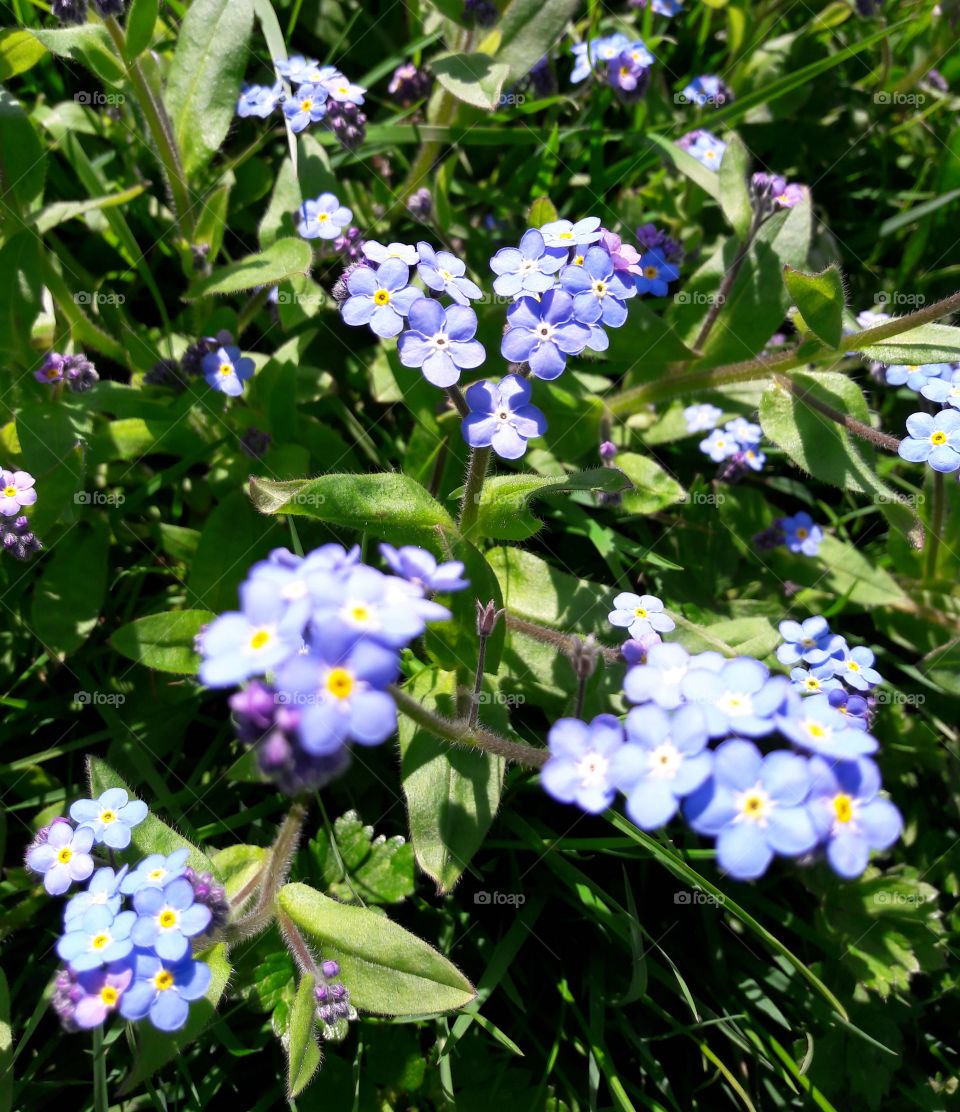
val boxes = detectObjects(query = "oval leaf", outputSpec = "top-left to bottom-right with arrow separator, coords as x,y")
110,609 -> 214,674
279,882 -> 476,1017
784,263 -> 845,349
286,974 -> 321,1099
185,237 -> 313,300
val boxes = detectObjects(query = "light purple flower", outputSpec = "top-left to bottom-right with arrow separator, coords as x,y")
73,961 -> 135,1028
298,193 -> 353,240
541,714 -> 625,813
501,290 -> 591,380
70,788 -> 148,850
0,471 -> 36,516
461,375 -> 547,460
490,229 -> 567,299
416,242 -> 482,305
397,300 -> 485,387
380,544 -> 469,592
26,822 -> 95,896
341,258 -> 424,338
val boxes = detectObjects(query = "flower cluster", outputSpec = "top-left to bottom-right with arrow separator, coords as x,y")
750,172 -> 806,213
778,615 -> 884,700
681,75 -> 734,106
678,129 -> 726,169
752,511 -> 825,558
27,792 -> 220,1034
35,351 -> 100,392
695,412 -> 767,479
199,542 -> 468,795
144,330 -> 257,398
313,959 -> 357,1040
542,611 -> 901,880
1,468 -> 40,562
570,33 -> 655,100
237,56 -> 367,149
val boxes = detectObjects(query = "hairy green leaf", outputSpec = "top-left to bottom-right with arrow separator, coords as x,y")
110,609 -> 213,674
185,237 -> 312,299
784,264 -> 845,349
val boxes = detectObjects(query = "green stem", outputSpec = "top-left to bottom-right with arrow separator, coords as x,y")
692,211 -> 761,354
505,613 -> 622,665
924,471 -> 945,582
608,287 -> 960,417
774,374 -> 902,452
458,446 -> 491,541
390,684 -> 547,768
104,17 -> 196,248
92,1025 -> 108,1112
278,910 -> 320,977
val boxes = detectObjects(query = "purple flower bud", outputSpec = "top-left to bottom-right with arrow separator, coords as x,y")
321,959 -> 340,979
144,358 -> 187,392
241,426 -> 271,460
599,441 -> 618,462
622,633 -> 662,666
63,354 -> 99,394
314,983 -> 330,1002
407,187 -> 433,219
388,63 -> 433,107
52,0 -> 87,22
476,599 -> 503,639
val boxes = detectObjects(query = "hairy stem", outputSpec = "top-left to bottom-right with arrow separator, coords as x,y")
692,213 -> 760,353
924,471 -> 945,582
446,384 -> 470,418
468,627 -> 490,730
458,447 -> 491,540
278,911 -> 320,978
505,613 -> 622,665
391,684 -> 547,768
773,374 -> 902,451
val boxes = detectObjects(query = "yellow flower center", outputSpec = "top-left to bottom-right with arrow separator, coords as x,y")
154,970 -> 175,992
833,793 -> 854,824
620,66 -> 630,77
558,231 -> 574,241
218,363 -> 233,377
148,868 -> 166,881
643,266 -> 658,279
804,677 -> 819,691
100,810 -> 116,825
807,722 -> 827,739
326,668 -> 354,700
736,787 -> 772,823
931,430 -> 947,446
300,98 -> 313,111
91,933 -> 110,950
57,846 -> 73,864
249,629 -> 271,651
100,986 -> 119,1007
159,909 -> 178,929
573,255 -> 585,266
633,607 -> 648,619
3,486 -> 16,498
848,661 -> 860,672
795,527 -> 808,540
593,280 -> 607,295
373,289 -> 391,306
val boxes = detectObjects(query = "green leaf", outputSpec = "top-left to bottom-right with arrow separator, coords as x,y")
615,453 -> 686,515
397,669 -> 504,893
210,843 -> 268,903
120,944 -> 232,1093
469,468 -> 631,541
432,52 -> 510,110
0,88 -> 45,228
29,26 -> 125,84
783,535 -> 908,607
856,322 -> 960,365
164,0 -> 255,177
14,402 -> 86,534
31,520 -> 109,657
310,810 -> 415,904
647,132 -> 721,199
784,264 -> 845,349
675,614 -> 780,659
33,183 -> 148,234
0,29 -> 47,80
718,133 -> 752,239
0,969 -> 10,1112
125,0 -> 158,58
185,237 -> 312,299
527,196 -> 558,227
286,974 -> 322,1100
110,609 -> 213,674
279,883 -> 476,1017
87,757 -> 219,876
494,0 -> 580,84
249,472 -> 457,548
0,233 -> 44,362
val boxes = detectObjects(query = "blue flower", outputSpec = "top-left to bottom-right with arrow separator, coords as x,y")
322,73 -> 366,104
684,131 -> 726,169
130,876 -> 212,962
570,35 -> 630,83
608,593 -> 675,640
559,246 -> 636,327
362,241 -> 419,266
681,75 -> 732,106
898,409 -> 960,472
197,575 -> 306,688
633,248 -> 679,297
790,664 -> 841,696
275,640 -> 400,755
775,692 -> 878,759
681,657 -> 789,738
282,84 -> 327,132
120,849 -> 190,895
119,951 -> 212,1032
724,417 -> 762,447
829,643 -> 882,691
461,374 -> 547,459
781,511 -> 823,556
307,564 -> 450,654
379,544 -> 469,593
26,822 -> 95,896
699,428 -> 739,462
884,362 -> 952,390
624,642 -> 693,709
57,905 -> 137,972
298,193 -> 353,240
275,55 -> 324,84
684,739 -> 818,880
827,687 -> 870,730
237,81 -> 283,118
340,259 -> 424,338
807,756 -> 902,878
70,789 -> 148,849
397,300 -> 486,388
776,616 -> 835,666
72,961 -> 135,1028
416,242 -> 483,305
490,229 -> 567,299
607,52 -> 650,96
65,866 -> 128,926
920,368 -> 960,408
202,345 -> 255,397
684,403 -> 722,433
649,0 -> 683,14
539,217 -> 603,250
541,714 -> 625,812
610,705 -> 712,829
501,290 -> 591,379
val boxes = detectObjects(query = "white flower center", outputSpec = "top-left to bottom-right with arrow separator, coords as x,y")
734,783 -> 773,826
647,742 -> 682,780
716,691 -> 753,717
536,322 -> 555,342
576,751 -> 609,788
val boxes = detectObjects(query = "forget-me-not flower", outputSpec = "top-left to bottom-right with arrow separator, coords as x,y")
541,714 -> 625,812
416,243 -> 483,305
608,593 -> 675,640
57,904 -> 137,972
461,375 -> 547,460
501,290 -> 591,379
120,849 -> 190,895
341,259 -> 424,338
27,822 -> 95,896
397,300 -> 485,387
202,345 -> 255,397
119,951 -> 212,1032
490,229 -> 567,298
130,876 -> 212,962
70,789 -> 147,850
282,84 -> 327,132
776,692 -> 878,759
379,544 -> 469,593
298,193 -> 353,240
781,511 -> 823,556
559,246 -> 635,327
898,409 -> 960,472
681,657 -> 789,738
633,248 -> 679,297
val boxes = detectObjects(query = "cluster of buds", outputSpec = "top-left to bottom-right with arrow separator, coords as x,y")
387,63 -> 433,108
2,515 -> 42,562
314,959 -> 356,1040
325,98 -> 366,150
35,352 -> 100,393
183,867 -> 231,933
